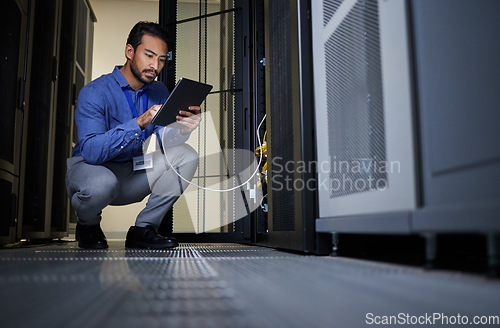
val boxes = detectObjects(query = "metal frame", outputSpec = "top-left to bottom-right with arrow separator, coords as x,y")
250,0 -> 267,239
159,0 -> 253,243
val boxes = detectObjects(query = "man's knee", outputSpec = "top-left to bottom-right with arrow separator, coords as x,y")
69,169 -> 119,212
181,143 -> 199,165
166,143 -> 199,168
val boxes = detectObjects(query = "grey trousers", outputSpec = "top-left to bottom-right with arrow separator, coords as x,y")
65,144 -> 198,229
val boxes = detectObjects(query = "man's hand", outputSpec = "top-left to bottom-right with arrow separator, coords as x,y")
176,106 -> 202,135
137,104 -> 162,129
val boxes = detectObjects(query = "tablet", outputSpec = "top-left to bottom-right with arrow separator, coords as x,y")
151,78 -> 213,127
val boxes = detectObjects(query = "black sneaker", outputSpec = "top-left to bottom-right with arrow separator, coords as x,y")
125,225 -> 178,249
76,223 -> 109,249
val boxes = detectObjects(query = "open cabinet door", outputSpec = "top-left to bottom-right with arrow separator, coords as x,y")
158,0 -> 257,243
256,0 -> 321,253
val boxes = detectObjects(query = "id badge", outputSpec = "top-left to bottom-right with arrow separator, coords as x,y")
133,154 -> 153,171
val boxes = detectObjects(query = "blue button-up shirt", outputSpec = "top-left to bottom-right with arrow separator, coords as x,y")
72,66 -> 188,164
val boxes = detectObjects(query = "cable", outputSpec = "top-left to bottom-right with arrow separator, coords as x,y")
161,114 -> 267,192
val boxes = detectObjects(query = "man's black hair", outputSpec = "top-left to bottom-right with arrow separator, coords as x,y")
126,21 -> 169,50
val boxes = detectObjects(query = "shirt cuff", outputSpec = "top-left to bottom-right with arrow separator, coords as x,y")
122,118 -> 143,140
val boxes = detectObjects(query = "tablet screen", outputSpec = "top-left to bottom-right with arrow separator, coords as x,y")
151,78 -> 213,127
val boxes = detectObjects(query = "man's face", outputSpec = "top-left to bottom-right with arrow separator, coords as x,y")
129,34 -> 168,85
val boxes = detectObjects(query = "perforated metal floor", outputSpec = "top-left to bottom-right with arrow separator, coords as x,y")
1,241 -> 499,327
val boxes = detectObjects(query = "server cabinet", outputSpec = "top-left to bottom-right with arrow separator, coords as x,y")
55,0 -> 96,235
19,0 -> 95,240
312,0 -> 500,268
313,0 -> 417,234
0,0 -> 32,244
19,0 -> 63,239
410,0 -> 500,233
257,0 -> 319,252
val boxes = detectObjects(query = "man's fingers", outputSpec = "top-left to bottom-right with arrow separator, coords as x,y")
177,116 -> 201,125
176,119 -> 197,128
149,104 -> 161,115
175,106 -> 203,135
137,104 -> 163,129
188,106 -> 201,115
177,110 -> 202,123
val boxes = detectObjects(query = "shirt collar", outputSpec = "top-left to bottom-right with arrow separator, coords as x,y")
112,65 -> 149,93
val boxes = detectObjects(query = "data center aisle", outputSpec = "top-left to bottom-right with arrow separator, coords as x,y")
1,241 -> 499,328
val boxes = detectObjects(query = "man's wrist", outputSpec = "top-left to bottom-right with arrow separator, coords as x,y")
136,118 -> 146,130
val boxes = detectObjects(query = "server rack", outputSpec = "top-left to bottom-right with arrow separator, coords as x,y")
0,0 -> 95,245
312,0 -> 500,267
19,0 -> 64,239
313,0 -> 417,232
256,0 -> 322,253
60,0 -> 97,235
410,0 -> 500,234
17,0 -> 95,240
409,0 -> 500,268
0,0 -> 32,244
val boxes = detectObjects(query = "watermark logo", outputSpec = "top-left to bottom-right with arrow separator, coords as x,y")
365,312 -> 500,326
271,156 -> 400,194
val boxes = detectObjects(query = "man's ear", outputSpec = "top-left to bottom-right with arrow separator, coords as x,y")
125,44 -> 135,61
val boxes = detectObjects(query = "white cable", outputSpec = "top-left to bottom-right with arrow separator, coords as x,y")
161,114 -> 267,192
